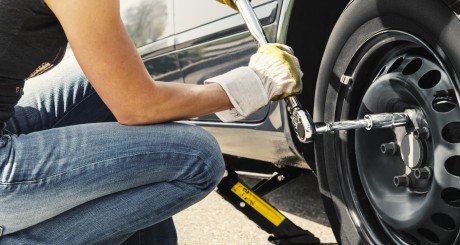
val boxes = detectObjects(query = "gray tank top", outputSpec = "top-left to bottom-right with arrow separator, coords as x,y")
0,0 -> 68,124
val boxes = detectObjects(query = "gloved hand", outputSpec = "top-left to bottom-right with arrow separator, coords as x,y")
249,43 -> 303,100
205,43 -> 303,122
215,0 -> 239,11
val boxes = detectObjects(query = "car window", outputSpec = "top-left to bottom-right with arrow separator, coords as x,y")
120,0 -> 174,48
174,0 -> 276,34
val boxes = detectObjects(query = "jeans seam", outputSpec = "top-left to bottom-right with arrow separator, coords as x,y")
0,149 -> 203,186
51,89 -> 97,129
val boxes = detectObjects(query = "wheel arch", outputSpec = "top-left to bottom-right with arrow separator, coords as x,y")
280,0 -> 349,166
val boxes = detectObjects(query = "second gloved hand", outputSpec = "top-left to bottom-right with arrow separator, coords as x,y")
205,43 -> 303,122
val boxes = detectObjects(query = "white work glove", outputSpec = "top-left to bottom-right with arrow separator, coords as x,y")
205,43 -> 303,122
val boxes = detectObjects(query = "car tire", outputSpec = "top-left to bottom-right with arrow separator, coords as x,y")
313,0 -> 460,244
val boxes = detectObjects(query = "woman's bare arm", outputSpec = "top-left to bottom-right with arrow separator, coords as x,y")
44,0 -> 232,125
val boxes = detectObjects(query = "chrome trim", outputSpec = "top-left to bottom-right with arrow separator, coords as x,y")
174,2 -> 277,47
276,0 -> 296,44
138,36 -> 175,58
235,171 -> 278,179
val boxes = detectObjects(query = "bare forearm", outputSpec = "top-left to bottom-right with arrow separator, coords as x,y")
44,0 -> 232,125
117,82 -> 232,125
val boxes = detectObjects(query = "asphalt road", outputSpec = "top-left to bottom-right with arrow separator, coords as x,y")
174,172 -> 337,245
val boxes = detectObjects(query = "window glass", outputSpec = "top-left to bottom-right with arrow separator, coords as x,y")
120,0 -> 174,47
174,0 -> 275,34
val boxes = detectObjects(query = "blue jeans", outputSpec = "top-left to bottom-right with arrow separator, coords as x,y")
0,57 -> 225,244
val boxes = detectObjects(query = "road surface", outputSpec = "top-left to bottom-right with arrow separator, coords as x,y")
174,172 -> 337,244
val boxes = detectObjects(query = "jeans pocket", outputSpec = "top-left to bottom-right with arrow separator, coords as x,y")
0,134 -> 11,148
0,122 -> 8,147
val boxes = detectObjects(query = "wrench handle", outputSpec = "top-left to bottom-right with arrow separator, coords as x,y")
232,0 -> 315,143
233,0 -> 268,45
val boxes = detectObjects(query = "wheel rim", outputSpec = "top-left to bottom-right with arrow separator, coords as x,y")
338,30 -> 460,244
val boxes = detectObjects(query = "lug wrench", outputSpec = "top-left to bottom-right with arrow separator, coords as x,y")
231,0 -> 409,142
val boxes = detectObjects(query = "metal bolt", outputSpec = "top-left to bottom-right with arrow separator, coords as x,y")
414,167 -> 432,180
413,127 -> 430,140
340,75 -> 353,85
393,175 -> 411,187
240,202 -> 246,208
381,142 -> 398,155
277,175 -> 285,182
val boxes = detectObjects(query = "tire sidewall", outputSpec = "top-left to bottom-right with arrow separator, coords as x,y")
314,0 -> 460,244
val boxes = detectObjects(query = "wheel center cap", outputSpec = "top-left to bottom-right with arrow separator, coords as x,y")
400,133 -> 423,169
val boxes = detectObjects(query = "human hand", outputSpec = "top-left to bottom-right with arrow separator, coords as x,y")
205,43 -> 303,122
215,0 -> 238,11
249,43 -> 303,101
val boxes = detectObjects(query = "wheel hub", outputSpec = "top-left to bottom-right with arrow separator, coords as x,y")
400,132 -> 423,169
354,49 -> 460,244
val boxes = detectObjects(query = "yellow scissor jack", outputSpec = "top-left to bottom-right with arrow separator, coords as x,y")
216,167 -> 322,244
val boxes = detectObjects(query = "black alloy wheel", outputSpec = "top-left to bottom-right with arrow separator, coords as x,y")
313,0 -> 460,244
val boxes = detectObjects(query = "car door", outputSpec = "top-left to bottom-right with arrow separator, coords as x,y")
173,0 -> 278,122
120,0 -> 182,83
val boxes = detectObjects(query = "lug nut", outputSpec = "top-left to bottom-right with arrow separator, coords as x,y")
381,142 -> 398,155
277,175 -> 285,182
413,127 -> 430,140
394,175 -> 411,187
414,167 -> 432,180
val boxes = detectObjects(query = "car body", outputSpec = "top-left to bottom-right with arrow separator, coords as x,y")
120,0 -> 347,170
120,1 -> 460,244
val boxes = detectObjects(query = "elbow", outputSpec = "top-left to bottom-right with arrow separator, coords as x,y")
116,117 -> 139,126
115,116 -> 138,126
113,111 -> 148,126
113,109 -> 164,125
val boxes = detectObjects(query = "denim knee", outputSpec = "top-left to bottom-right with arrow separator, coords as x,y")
183,125 -> 225,191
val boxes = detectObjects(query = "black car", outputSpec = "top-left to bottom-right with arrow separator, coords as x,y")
120,0 -> 460,244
